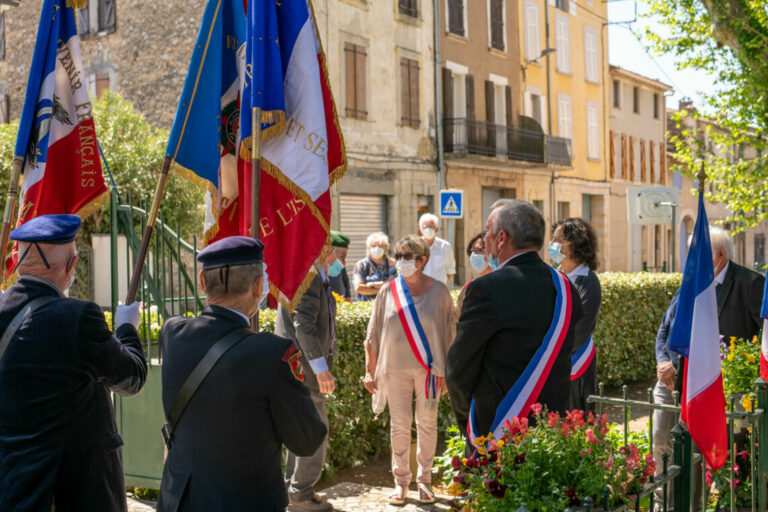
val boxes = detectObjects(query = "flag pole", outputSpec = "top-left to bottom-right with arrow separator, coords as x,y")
250,106 -> 262,331
0,156 -> 24,277
125,155 -> 173,304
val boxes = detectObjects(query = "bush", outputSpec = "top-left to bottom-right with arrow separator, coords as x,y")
595,272 -> 681,387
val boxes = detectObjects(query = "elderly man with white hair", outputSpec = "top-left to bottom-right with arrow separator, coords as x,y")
419,213 -> 456,286
651,225 -> 764,512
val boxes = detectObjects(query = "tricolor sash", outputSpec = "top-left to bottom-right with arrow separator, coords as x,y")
570,335 -> 595,380
390,277 -> 439,399
468,266 -> 573,444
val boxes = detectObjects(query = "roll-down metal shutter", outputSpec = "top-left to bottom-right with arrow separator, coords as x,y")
339,194 -> 387,274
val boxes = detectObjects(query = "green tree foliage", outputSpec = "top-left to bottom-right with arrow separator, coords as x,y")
646,0 -> 768,231
0,91 -> 204,241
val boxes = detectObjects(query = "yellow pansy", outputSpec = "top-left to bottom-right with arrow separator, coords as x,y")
497,439 -> 505,448
747,354 -> 756,363
742,395 -> 754,412
727,353 -> 734,361
753,335 -> 759,345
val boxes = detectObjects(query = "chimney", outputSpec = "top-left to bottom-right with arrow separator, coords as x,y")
678,97 -> 695,112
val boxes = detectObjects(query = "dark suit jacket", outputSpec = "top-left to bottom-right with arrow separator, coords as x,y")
570,270 -> 601,357
0,276 -> 146,512
717,261 -> 765,341
275,273 -> 335,390
157,306 -> 327,512
446,252 -> 583,437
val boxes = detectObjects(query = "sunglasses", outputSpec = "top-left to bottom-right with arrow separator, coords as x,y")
395,252 -> 424,260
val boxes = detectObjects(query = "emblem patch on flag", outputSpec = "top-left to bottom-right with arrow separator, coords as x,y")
282,343 -> 305,382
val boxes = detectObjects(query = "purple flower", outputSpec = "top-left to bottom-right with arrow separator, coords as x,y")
485,478 -> 508,499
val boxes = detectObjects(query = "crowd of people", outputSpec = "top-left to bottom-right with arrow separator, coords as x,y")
0,198 -> 762,512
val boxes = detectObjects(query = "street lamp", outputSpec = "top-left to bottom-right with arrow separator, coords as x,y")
520,48 -> 556,82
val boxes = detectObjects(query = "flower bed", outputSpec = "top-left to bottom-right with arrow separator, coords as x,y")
437,406 -> 655,511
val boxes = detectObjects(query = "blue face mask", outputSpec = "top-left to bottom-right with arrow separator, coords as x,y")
488,232 -> 503,270
328,260 -> 343,277
548,241 -> 566,265
469,252 -> 489,273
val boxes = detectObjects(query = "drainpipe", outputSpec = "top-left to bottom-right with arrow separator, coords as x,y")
434,0 -> 445,193
544,0 -> 555,227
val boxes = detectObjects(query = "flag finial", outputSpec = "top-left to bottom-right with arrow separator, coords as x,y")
697,163 -> 706,196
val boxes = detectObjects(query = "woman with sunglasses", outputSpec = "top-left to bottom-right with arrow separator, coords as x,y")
363,235 -> 455,506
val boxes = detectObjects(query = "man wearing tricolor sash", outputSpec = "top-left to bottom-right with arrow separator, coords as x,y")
446,199 -> 583,448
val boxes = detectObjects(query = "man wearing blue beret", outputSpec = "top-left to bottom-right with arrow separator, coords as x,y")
0,214 -> 147,512
157,236 -> 327,512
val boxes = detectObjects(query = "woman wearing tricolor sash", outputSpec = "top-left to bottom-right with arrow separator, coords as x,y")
550,218 -> 602,412
364,235 -> 455,506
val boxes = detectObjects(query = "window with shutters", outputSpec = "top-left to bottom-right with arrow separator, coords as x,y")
400,58 -> 420,128
399,0 -> 418,18
584,26 -> 598,83
586,101 -> 599,160
489,0 -> 504,51
555,12 -> 570,74
0,94 -> 8,124
653,92 -> 660,119
344,43 -> 367,120
557,201 -> 570,221
556,0 -> 569,12
76,7 -> 90,36
613,79 -> 621,108
448,0 -> 466,36
557,97 -> 570,138
633,86 -> 640,113
0,13 -> 5,61
98,0 -> 116,34
524,0 -> 540,61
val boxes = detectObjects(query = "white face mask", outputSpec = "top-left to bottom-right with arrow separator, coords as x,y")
469,252 -> 489,273
396,258 -> 417,277
64,271 -> 76,295
422,227 -> 436,240
369,246 -> 385,259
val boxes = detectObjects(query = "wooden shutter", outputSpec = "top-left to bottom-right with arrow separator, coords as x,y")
485,80 -> 494,124
490,0 -> 504,50
465,74 -> 475,120
640,139 -> 646,182
0,94 -> 8,124
400,58 -> 410,126
98,0 -> 116,33
355,45 -> 367,119
0,13 -> 5,61
77,7 -> 90,36
95,73 -> 110,98
659,141 -> 666,184
650,141 -> 656,183
609,131 -> 615,178
505,86 -> 512,126
409,59 -> 420,127
345,43 -> 356,117
449,0 -> 464,35
629,136 -> 635,180
621,134 -> 627,179
442,68 -> 453,118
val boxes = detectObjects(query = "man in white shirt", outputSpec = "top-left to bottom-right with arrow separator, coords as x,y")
419,213 -> 456,286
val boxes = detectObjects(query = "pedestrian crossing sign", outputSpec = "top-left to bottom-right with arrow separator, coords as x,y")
439,190 -> 463,218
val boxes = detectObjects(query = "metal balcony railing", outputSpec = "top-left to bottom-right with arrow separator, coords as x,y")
443,118 -> 571,166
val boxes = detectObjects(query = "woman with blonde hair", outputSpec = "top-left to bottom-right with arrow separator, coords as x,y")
364,235 -> 455,506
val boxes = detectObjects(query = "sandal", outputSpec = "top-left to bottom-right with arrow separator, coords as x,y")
388,485 -> 406,506
418,483 -> 436,504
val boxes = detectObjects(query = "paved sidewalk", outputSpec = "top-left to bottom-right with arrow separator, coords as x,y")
127,482 -> 453,511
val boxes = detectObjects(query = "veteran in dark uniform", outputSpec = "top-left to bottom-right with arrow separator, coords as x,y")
0,214 -> 147,512
157,236 -> 327,512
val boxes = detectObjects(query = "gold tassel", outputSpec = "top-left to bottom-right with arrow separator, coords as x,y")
67,0 -> 89,9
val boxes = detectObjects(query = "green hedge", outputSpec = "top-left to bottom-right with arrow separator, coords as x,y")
254,272 -> 680,475
595,272 -> 681,387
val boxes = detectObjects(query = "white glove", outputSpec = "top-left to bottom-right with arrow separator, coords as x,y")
115,302 -> 141,330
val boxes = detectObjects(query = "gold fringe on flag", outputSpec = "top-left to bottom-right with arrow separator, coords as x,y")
239,110 -> 286,162
66,0 -> 89,9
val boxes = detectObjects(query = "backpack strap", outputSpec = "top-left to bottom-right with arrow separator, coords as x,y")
162,326 -> 254,448
0,295 -> 56,364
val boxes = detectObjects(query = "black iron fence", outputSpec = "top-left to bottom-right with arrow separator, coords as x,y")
443,117 -> 572,167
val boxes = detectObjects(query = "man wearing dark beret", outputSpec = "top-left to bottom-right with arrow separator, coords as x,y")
0,214 -> 147,512
157,236 -> 327,512
329,230 -> 351,300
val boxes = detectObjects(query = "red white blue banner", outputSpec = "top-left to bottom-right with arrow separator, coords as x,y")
669,194 -> 727,470
760,275 -> 768,381
468,266 -> 573,444
570,335 -> 595,380
390,277 -> 439,399
166,0 -> 346,310
7,0 -> 106,277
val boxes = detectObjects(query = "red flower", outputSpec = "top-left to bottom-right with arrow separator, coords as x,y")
548,412 -> 560,428
564,487 -> 581,507
485,478 -> 508,499
451,455 -> 462,471
531,403 -> 543,415
586,428 -> 598,444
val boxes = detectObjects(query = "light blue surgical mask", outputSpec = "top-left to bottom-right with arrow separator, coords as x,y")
488,232 -> 503,270
328,260 -> 343,277
548,241 -> 566,265
469,252 -> 489,273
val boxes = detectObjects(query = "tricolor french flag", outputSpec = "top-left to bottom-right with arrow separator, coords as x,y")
760,277 -> 768,381
669,193 -> 727,470
7,0 -> 106,278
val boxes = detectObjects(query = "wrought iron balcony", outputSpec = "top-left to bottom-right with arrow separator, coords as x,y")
443,118 -> 572,167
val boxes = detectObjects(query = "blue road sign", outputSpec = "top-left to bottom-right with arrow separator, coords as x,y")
439,190 -> 463,218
